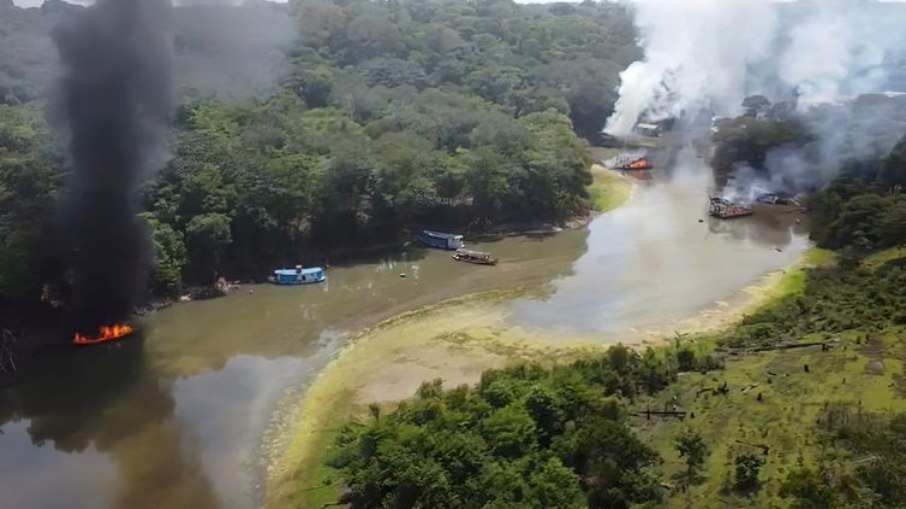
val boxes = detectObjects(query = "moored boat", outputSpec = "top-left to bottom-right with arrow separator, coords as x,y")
453,248 -> 498,265
415,230 -> 464,250
268,265 -> 326,285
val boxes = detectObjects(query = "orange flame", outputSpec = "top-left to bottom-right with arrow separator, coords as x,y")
627,158 -> 652,169
73,324 -> 134,346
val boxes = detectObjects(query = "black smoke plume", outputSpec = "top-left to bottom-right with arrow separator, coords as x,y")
53,0 -> 173,332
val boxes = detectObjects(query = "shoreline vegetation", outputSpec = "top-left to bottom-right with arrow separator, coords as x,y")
141,163 -> 631,313
268,240 -> 906,509
587,164 -> 634,214
262,173 -> 827,509
262,125 -> 906,506
1,0 -> 642,329
263,166 -> 634,508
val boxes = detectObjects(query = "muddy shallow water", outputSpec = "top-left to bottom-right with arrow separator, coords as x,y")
0,156 -> 808,509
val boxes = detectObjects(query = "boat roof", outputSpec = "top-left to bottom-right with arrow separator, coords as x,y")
275,267 -> 323,276
422,230 -> 462,239
457,249 -> 492,257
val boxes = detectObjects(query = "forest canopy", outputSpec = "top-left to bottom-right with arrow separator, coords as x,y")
0,0 -> 639,309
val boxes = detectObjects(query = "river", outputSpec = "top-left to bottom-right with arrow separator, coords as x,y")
0,155 -> 808,509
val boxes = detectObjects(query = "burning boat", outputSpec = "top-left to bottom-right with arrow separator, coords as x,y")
73,324 -> 134,346
269,265 -> 327,285
708,196 -> 753,219
610,155 -> 654,171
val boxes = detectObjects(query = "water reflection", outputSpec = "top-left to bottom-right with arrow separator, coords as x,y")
0,337 -> 221,509
507,152 -> 810,336
0,226 -> 591,509
0,146 -> 811,507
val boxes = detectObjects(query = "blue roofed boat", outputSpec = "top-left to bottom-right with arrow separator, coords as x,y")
268,265 -> 326,285
415,230 -> 464,250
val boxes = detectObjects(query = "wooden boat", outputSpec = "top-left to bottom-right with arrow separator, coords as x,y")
415,230 -> 464,250
709,196 -> 753,219
268,265 -> 326,285
611,155 -> 654,171
453,248 -> 498,265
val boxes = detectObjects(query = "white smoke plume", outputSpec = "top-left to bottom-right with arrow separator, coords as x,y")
605,0 -> 906,136
606,0 -> 777,135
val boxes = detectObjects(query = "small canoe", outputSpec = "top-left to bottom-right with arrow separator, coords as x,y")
453,248 -> 498,265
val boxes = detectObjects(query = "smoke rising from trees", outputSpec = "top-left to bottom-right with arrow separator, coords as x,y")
607,0 -> 906,201
53,0 -> 173,331
606,0 -> 906,136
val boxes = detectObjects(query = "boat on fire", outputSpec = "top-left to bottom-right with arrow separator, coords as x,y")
415,230 -> 464,250
453,248 -> 498,265
268,265 -> 326,285
73,324 -> 135,346
610,155 -> 654,171
708,196 -> 753,219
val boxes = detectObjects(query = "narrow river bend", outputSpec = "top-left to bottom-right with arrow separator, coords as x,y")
0,157 -> 808,509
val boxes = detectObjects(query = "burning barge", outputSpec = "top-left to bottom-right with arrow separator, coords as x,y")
708,196 -> 753,219
610,155 -> 654,171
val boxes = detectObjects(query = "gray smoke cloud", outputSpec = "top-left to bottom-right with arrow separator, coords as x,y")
1,1 -> 294,105
607,0 -> 906,202
53,0 -> 173,331
171,1 -> 295,101
606,0 -> 778,135
606,0 -> 906,136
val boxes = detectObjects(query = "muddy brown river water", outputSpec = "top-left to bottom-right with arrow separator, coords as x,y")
0,153 -> 808,509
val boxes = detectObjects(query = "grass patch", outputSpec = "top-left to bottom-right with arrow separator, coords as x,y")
637,330 -> 906,508
776,247 -> 837,296
863,246 -> 906,271
587,164 -> 633,212
266,381 -> 358,509
801,247 -> 836,267
734,247 -> 836,319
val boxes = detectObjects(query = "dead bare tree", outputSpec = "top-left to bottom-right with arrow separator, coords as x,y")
0,328 -> 18,376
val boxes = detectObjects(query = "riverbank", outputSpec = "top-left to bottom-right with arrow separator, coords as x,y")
262,287 -> 607,508
263,235 -> 830,508
262,166 -> 634,507
587,163 -> 634,213
634,247 -> 835,342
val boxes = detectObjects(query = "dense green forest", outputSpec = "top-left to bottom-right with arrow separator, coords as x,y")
0,0 -> 639,313
328,342 -> 717,508
323,249 -> 906,508
319,88 -> 906,509
325,219 -> 906,509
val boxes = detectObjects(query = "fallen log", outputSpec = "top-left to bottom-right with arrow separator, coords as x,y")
729,341 -> 828,353
631,409 -> 688,420
735,440 -> 770,455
